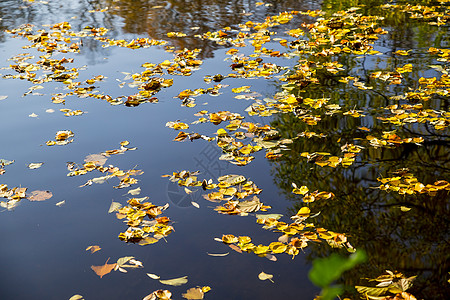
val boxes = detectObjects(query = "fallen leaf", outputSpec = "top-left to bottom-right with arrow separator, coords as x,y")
45,109 -> 55,113
127,187 -> 141,195
207,252 -> 229,257
147,273 -> 161,279
258,271 -> 274,283
228,244 -> 243,253
143,290 -> 172,300
108,201 -> 122,213
91,258 -> 116,278
0,95 -> 8,101
28,190 -> 52,201
159,276 -> 188,286
182,287 -> 204,300
29,113 -> 38,118
191,201 -> 200,208
69,295 -> 84,300
27,162 -> 44,169
86,245 -> 101,253
84,154 -> 108,166
55,200 -> 65,207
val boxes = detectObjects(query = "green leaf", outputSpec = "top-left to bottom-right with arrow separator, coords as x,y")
309,250 -> 367,288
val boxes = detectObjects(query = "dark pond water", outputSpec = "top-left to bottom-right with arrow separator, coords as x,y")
0,0 -> 449,299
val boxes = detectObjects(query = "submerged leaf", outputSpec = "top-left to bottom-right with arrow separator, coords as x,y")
28,190 -> 52,201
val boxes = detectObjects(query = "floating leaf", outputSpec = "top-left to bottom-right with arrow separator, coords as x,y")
55,200 -> 65,207
182,287 -> 205,300
147,273 -> 161,280
127,187 -> 141,196
159,276 -> 188,286
258,271 -> 274,283
91,258 -> 116,278
207,252 -> 229,257
86,245 -> 101,253
108,201 -> 122,213
27,162 -> 44,169
69,295 -> 84,300
143,290 -> 172,300
0,95 -> 8,101
191,201 -> 200,208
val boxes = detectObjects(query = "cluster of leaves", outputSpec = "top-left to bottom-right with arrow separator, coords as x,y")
376,169 -> 450,196
67,142 -> 142,189
115,197 -> 173,245
91,256 -> 143,278
377,103 -> 449,132
143,286 -> 210,300
298,143 -> 361,168
218,203 -> 350,260
355,270 -> 418,300
169,109 -> 294,165
0,184 -> 27,211
0,158 -> 14,176
46,130 -> 74,146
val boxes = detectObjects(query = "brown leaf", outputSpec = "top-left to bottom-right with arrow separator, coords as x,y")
86,245 -> 101,253
228,244 -> 242,253
27,190 -> 52,201
91,258 -> 116,278
182,287 -> 204,300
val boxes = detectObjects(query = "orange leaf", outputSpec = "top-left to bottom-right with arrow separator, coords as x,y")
86,245 -> 101,253
91,258 -> 116,278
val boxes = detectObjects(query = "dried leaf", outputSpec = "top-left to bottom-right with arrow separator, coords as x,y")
147,273 -> 161,279
91,258 -> 116,278
258,271 -> 274,283
191,201 -> 200,208
159,276 -> 188,286
55,200 -> 65,207
127,187 -> 141,195
27,162 -> 44,169
84,154 -> 108,166
28,190 -> 52,201
69,295 -> 84,300
108,201 -> 122,213
207,252 -> 229,257
182,287 -> 204,300
86,245 -> 101,253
